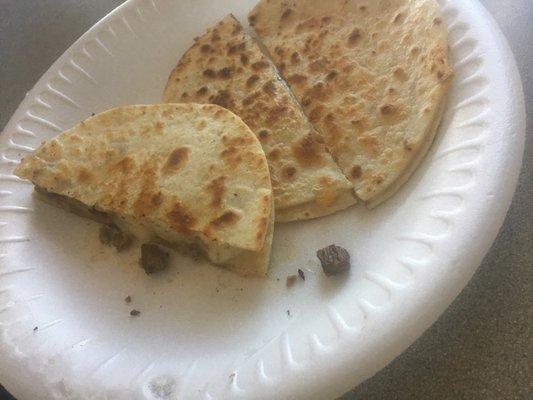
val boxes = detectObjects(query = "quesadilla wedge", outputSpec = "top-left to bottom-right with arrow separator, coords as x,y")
163,15 -> 356,222
249,0 -> 453,207
15,104 -> 274,276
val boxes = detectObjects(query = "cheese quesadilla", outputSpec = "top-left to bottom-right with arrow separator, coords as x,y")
15,104 -> 274,276
249,0 -> 452,206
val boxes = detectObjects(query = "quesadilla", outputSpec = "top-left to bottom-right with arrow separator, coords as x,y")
15,104 -> 274,276
249,0 -> 453,206
163,15 -> 356,222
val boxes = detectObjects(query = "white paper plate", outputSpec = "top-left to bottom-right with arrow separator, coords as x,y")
0,0 -> 525,399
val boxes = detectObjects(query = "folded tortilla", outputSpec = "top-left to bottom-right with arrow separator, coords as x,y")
249,0 -> 453,206
15,104 -> 274,276
163,15 -> 356,222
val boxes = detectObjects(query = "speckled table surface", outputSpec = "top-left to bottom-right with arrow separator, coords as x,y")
0,1 -> 531,399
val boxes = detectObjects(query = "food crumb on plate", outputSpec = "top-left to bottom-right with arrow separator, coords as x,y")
140,243 -> 170,274
317,245 -> 351,276
124,295 -> 131,303
298,268 -> 305,280
130,309 -> 141,317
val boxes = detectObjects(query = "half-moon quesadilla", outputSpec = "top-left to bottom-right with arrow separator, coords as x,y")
249,0 -> 453,206
163,15 -> 356,221
15,104 -> 274,276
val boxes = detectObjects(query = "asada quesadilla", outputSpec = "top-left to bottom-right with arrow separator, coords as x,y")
163,15 -> 356,221
15,104 -> 274,276
249,0 -> 453,206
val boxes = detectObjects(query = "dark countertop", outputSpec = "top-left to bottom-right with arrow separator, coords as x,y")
1,1 -> 531,399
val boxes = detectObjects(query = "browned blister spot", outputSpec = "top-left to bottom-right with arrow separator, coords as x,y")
166,201 -> 196,233
262,80 -> 276,95
404,140 -> 413,152
358,136 -> 380,155
291,51 -> 301,64
282,165 -> 297,180
258,129 -> 269,141
228,42 -> 246,54
221,146 -> 243,167
287,74 -> 307,86
347,28 -> 362,46
154,121 -> 165,132
281,8 -> 293,20
268,148 -> 281,161
210,90 -> 235,110
218,67 -> 232,79
203,69 -> 216,78
307,82 -> 329,102
246,75 -> 260,88
116,156 -> 135,174
240,53 -> 249,65
251,60 -> 270,70
77,167 -> 93,183
326,70 -> 338,81
163,147 -> 190,174
133,163 -> 161,218
380,103 -> 397,115
291,134 -> 323,166
393,67 -> 409,81
206,176 -> 226,208
196,86 -> 208,96
309,105 -> 324,123
433,17 -> 442,25
210,211 -> 240,227
350,165 -> 362,180
232,22 -> 243,35
200,44 -> 212,53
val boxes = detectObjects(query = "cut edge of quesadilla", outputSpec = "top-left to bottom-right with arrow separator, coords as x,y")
15,104 -> 274,276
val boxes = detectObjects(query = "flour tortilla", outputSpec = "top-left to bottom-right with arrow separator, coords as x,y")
163,15 -> 355,222
250,0 -> 453,205
15,104 -> 274,276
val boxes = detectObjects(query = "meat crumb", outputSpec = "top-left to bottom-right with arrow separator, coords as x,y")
317,245 -> 351,276
286,275 -> 298,287
130,309 -> 141,317
298,268 -> 305,280
99,224 -> 132,251
124,295 -> 132,303
140,243 -> 170,274
33,326 -> 38,331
